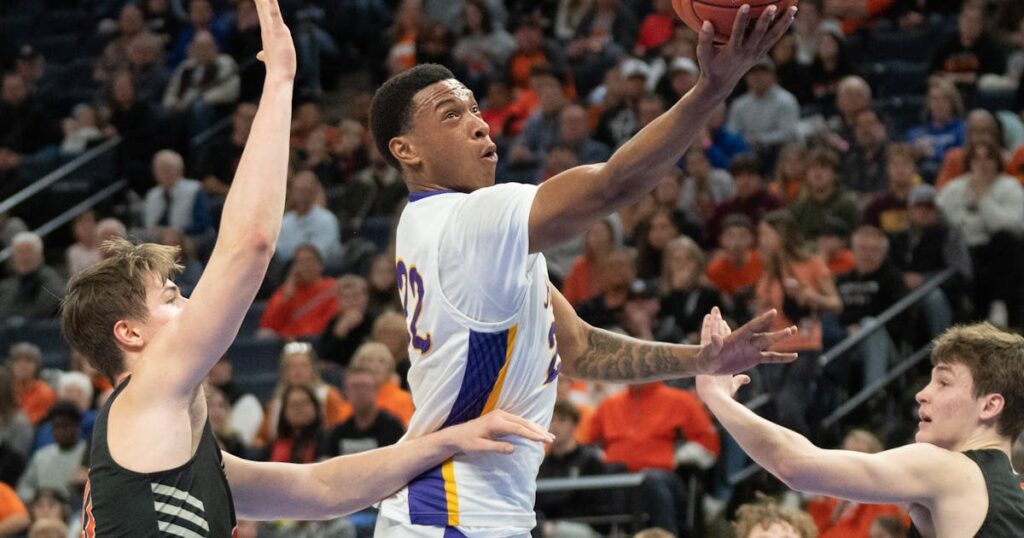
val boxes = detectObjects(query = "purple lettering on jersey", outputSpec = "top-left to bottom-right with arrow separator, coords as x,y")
544,321 -> 561,385
396,260 -> 432,354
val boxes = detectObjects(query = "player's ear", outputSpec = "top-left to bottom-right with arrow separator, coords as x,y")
112,319 -> 145,352
390,135 -> 421,169
979,392 -> 1005,424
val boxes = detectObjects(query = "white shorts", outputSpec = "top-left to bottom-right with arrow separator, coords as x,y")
373,513 -> 530,538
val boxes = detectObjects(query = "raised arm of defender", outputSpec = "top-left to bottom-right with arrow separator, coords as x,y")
527,5 -> 795,253
143,0 -> 296,397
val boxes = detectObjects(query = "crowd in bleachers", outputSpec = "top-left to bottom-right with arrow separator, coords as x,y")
5,0 -> 1024,536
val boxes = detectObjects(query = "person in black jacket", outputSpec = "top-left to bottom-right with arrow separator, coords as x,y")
536,401 -> 607,523
318,275 -> 376,368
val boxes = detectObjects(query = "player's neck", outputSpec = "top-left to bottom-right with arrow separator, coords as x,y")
948,428 -> 1012,457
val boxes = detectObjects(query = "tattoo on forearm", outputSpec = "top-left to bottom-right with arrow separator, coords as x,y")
570,326 -> 696,382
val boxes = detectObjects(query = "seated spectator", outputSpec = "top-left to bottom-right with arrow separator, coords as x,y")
480,79 -> 521,140
168,0 -> 230,67
586,381 -> 719,536
563,219 -> 618,306
770,143 -> 807,203
268,385 -> 325,464
725,58 -> 801,166
0,232 -> 66,320
0,365 -> 33,461
594,61 -> 646,151
680,149 -> 734,225
28,488 -> 71,529
840,108 -> 889,195
938,140 -> 1024,328
93,4 -> 149,83
276,171 -> 342,265
660,237 -> 722,343
142,150 -> 214,237
703,101 -> 750,170
206,385 -> 247,456
906,78 -> 965,174
163,30 -> 240,131
453,0 -> 516,84
140,0 -> 181,42
568,0 -> 639,95
771,33 -> 812,104
636,209 -> 681,280
806,430 -> 909,537
8,343 -> 56,426
66,211 -> 102,277
366,253 -> 401,314
817,217 -> 855,277
634,0 -> 676,57
755,210 -> 842,433
890,184 -> 969,333
33,372 -> 96,452
576,248 -> 637,330
349,342 -> 414,427
553,103 -> 612,166
127,32 -> 171,105
708,154 -> 784,244
371,312 -> 412,388
707,214 -> 763,306
104,73 -> 158,195
506,66 -> 569,173
59,104 -> 104,156
825,75 -> 872,153
258,244 -> 339,340
256,343 -> 348,448
808,27 -> 853,114
384,0 -> 425,76
536,401 -> 607,523
0,482 -> 28,536
929,3 -> 1005,90
337,144 -> 407,231
16,401 -> 86,501
835,226 -> 908,389
0,73 -> 60,186
657,56 -> 701,108
863,144 -> 919,234
155,227 -> 203,296
789,148 -> 860,241
733,494 -> 817,538
28,518 -> 68,538
321,366 -> 404,457
206,355 -> 264,446
935,109 -> 1009,191
319,275 -> 375,367
196,103 -> 257,199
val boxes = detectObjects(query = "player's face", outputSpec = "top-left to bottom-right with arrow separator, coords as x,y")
914,362 -> 984,449
747,522 -> 802,538
405,80 -> 496,191
141,276 -> 187,343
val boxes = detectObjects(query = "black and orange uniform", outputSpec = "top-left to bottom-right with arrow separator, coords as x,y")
81,378 -> 237,537
909,449 -> 1024,537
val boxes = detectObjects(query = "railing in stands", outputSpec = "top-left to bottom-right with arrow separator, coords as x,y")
726,267 -> 956,486
0,136 -> 120,216
536,473 -> 647,532
0,179 -> 127,264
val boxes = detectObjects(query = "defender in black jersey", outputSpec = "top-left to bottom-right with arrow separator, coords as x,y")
60,2 -> 553,536
695,310 -> 1024,538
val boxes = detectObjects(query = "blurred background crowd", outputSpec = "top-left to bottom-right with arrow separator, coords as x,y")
2,0 -> 1024,536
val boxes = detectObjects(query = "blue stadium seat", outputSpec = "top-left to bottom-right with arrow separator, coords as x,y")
239,301 -> 268,337
865,61 -> 929,98
227,339 -> 283,376
357,216 -> 394,252
875,96 -> 926,136
2,319 -> 70,370
233,372 -> 277,404
866,30 -> 933,63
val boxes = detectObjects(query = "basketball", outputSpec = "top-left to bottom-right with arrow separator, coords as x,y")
672,0 -> 799,43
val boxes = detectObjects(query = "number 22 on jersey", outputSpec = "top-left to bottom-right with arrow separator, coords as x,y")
396,260 -> 432,354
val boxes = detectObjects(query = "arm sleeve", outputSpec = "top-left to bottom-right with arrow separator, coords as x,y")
438,183 -> 539,327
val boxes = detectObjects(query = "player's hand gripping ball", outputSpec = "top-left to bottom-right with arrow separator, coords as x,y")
673,0 -> 799,43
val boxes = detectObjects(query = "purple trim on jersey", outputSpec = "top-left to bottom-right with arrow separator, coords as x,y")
408,190 -> 456,202
408,464 -> 448,526
407,328 -> 510,526
445,526 -> 468,538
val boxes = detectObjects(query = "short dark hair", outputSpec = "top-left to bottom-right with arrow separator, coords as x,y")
720,213 -> 754,235
553,400 -> 580,424
370,64 -> 455,169
729,153 -> 762,177
807,147 -> 840,171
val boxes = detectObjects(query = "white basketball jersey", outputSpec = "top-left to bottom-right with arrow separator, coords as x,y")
378,183 -> 560,534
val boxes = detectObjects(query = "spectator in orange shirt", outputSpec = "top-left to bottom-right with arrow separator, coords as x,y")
562,219 -> 618,306
586,382 -> 719,536
708,215 -> 763,305
8,343 -> 55,425
349,342 -> 414,426
756,210 -> 842,434
817,217 -> 856,277
255,342 -> 348,448
0,482 -> 28,535
268,385 -> 325,464
258,244 -> 339,340
771,143 -> 807,204
807,430 -> 909,538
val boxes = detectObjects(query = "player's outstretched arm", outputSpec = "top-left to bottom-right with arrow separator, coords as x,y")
223,410 -> 554,521
695,312 -> 968,506
527,5 -> 795,253
143,0 -> 296,397
551,288 -> 795,382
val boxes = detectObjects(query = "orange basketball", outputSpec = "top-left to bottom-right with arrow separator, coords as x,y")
672,0 -> 798,44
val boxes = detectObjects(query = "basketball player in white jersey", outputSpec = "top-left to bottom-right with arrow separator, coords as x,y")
369,5 -> 798,537
696,308 -> 1024,537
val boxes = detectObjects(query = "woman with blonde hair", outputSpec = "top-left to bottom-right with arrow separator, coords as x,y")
771,143 -> 807,203
906,77 -> 966,172
659,236 -> 722,343
254,342 -> 349,447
